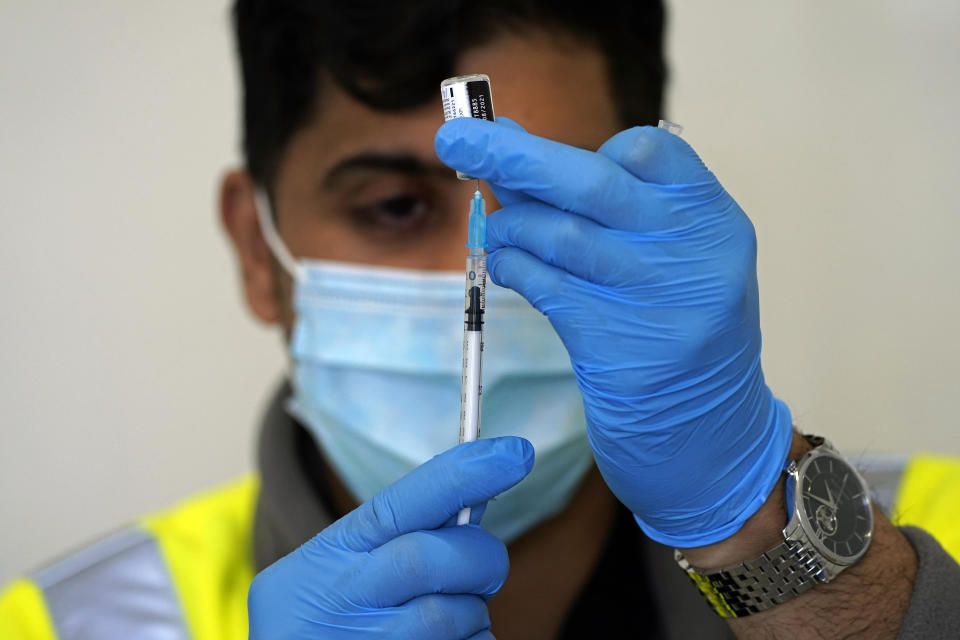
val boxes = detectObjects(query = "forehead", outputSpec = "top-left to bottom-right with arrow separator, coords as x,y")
278,31 -> 620,184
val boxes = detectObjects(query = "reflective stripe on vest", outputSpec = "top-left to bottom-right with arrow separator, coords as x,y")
31,527 -> 188,639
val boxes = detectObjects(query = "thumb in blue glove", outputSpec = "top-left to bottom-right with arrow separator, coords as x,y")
435,118 -> 793,548
248,436 -> 534,639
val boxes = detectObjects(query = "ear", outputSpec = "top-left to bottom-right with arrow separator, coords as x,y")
218,170 -> 283,325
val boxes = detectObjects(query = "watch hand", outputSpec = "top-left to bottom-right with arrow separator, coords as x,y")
809,493 -> 836,510
838,473 -> 849,500
825,483 -> 837,509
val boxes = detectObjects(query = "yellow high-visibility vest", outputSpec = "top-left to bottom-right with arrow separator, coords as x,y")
1,456 -> 957,639
0,476 -> 257,639
893,455 -> 960,562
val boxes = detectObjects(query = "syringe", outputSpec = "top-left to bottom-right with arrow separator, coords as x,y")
457,186 -> 486,525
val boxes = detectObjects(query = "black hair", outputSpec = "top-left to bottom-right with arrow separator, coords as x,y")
232,0 -> 667,188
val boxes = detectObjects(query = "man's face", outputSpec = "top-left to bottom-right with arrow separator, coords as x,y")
221,30 -> 621,328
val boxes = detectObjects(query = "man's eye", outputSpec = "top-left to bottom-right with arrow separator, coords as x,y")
351,194 -> 432,231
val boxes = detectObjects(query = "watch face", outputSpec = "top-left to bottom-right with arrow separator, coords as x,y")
797,452 -> 873,564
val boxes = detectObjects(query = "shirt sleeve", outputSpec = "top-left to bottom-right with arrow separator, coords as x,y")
896,526 -> 960,638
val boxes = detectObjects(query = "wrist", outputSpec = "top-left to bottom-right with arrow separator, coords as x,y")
678,430 -> 812,571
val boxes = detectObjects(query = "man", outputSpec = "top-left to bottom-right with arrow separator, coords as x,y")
2,1 -> 959,638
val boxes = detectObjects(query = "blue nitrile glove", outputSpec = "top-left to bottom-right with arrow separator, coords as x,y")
248,437 -> 534,639
435,117 -> 793,548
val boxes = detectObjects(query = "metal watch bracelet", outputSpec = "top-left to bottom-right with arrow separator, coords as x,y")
674,537 -> 825,618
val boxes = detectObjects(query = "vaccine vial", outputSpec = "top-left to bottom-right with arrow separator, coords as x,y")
440,74 -> 495,180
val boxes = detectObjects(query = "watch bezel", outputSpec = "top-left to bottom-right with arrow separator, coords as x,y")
788,447 -> 873,568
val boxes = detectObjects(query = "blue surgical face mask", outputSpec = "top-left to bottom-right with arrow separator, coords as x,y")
256,191 -> 593,543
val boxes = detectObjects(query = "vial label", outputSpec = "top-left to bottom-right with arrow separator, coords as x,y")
441,75 -> 494,179
442,79 -> 495,123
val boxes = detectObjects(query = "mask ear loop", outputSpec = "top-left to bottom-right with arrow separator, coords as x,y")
254,188 -> 306,281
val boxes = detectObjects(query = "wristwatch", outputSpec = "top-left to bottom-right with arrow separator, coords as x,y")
674,435 -> 874,618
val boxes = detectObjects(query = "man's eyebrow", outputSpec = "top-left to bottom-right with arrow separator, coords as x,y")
323,152 -> 452,188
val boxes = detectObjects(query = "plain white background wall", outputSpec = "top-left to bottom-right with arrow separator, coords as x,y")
1,1 -> 957,582
0,1 -> 285,582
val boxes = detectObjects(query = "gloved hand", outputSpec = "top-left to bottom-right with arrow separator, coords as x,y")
435,118 -> 793,548
248,437 -> 534,639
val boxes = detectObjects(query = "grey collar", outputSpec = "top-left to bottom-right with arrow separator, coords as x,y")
252,381 -> 337,571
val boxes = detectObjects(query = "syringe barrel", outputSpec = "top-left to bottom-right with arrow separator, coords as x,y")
459,252 -> 486,445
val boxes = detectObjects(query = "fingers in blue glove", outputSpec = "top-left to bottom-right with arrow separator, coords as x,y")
486,247 -> 562,317
436,117 -> 670,232
486,116 -> 534,208
382,594 -> 491,640
487,202 -> 656,287
248,438 -> 534,639
321,436 -> 534,552
596,125 -> 713,185
359,526 -> 509,607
